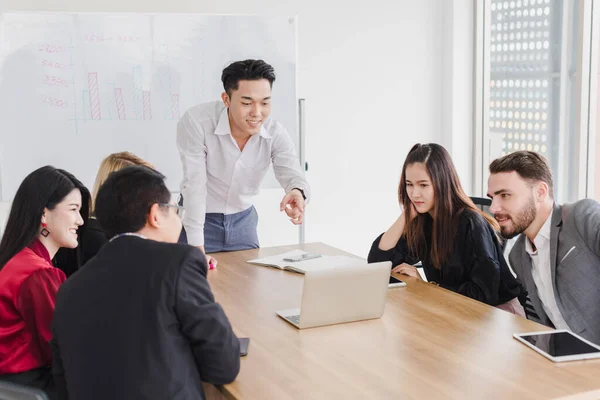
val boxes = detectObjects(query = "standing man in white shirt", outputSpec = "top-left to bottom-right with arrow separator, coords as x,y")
487,151 -> 600,345
176,59 -> 310,267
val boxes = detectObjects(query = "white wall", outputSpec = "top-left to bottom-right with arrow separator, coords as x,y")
0,0 -> 468,257
441,0 -> 475,196
0,201 -> 10,239
299,2 -> 445,257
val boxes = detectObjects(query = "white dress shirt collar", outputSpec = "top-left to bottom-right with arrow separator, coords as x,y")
525,207 -> 553,255
213,107 -> 272,139
523,206 -> 570,330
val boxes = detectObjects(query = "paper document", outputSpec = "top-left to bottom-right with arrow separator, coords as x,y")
247,250 -> 362,274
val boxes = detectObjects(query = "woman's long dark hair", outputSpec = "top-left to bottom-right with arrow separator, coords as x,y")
399,143 -> 500,269
0,166 -> 90,272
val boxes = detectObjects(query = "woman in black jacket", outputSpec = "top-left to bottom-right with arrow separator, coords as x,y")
368,143 -> 525,315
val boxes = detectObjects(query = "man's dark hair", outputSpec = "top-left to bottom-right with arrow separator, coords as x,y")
489,150 -> 554,199
221,59 -> 276,96
95,166 -> 171,237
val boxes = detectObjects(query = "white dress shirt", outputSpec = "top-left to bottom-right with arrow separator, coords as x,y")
176,101 -> 310,246
525,208 -> 570,330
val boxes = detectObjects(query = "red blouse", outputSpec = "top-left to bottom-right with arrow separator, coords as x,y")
0,240 -> 66,374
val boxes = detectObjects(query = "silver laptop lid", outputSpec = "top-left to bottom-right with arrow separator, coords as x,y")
298,261 -> 391,329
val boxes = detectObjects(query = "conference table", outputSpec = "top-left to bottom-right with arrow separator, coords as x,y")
202,243 -> 600,400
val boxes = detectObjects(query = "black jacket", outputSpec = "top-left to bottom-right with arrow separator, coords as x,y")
368,209 -> 524,306
79,218 -> 109,265
52,218 -> 108,277
51,236 -> 240,400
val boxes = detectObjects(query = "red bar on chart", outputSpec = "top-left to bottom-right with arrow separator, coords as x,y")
88,72 -> 101,120
114,88 -> 126,120
143,90 -> 152,120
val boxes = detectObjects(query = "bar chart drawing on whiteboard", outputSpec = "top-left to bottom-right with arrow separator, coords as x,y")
0,12 -> 298,202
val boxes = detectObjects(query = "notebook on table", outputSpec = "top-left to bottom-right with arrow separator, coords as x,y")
247,250 -> 360,274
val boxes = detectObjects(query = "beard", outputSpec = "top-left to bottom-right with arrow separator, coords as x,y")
497,196 -> 537,239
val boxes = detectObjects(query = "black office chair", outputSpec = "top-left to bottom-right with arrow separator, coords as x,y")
0,381 -> 49,400
470,196 -> 505,244
521,295 -> 541,321
470,196 -> 492,215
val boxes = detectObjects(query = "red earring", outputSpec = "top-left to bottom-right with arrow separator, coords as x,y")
41,223 -> 50,238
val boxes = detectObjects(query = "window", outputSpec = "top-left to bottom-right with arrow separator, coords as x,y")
475,0 -> 594,202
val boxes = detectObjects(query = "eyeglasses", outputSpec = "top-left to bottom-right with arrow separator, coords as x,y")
158,203 -> 185,220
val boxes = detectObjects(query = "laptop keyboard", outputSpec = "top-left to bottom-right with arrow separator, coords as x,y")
285,315 -> 301,325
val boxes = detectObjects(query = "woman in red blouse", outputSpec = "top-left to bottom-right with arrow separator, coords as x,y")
0,166 -> 90,399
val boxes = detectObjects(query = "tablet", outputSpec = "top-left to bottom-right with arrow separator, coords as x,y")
514,330 -> 600,362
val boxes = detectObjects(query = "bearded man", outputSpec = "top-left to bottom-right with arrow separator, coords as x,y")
487,151 -> 600,345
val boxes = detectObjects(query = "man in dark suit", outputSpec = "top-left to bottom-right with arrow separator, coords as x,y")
487,151 -> 600,345
50,166 -> 240,400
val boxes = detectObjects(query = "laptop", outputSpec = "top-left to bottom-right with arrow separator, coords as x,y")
276,261 -> 392,329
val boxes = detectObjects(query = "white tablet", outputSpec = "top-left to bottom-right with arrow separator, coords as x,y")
514,329 -> 600,362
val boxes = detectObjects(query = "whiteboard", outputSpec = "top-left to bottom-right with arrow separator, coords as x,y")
0,12 -> 298,200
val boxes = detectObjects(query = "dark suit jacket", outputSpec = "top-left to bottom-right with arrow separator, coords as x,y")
509,200 -> 600,345
50,236 -> 240,400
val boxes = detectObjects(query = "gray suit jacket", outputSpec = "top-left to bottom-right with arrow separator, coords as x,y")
509,199 -> 600,345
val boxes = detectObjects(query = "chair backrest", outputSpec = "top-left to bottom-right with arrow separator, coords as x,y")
470,196 -> 510,254
469,196 -> 492,216
0,381 -> 49,400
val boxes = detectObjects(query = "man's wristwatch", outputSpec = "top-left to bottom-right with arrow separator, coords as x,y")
292,187 -> 306,201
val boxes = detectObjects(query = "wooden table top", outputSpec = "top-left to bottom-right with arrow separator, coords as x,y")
204,243 -> 600,400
